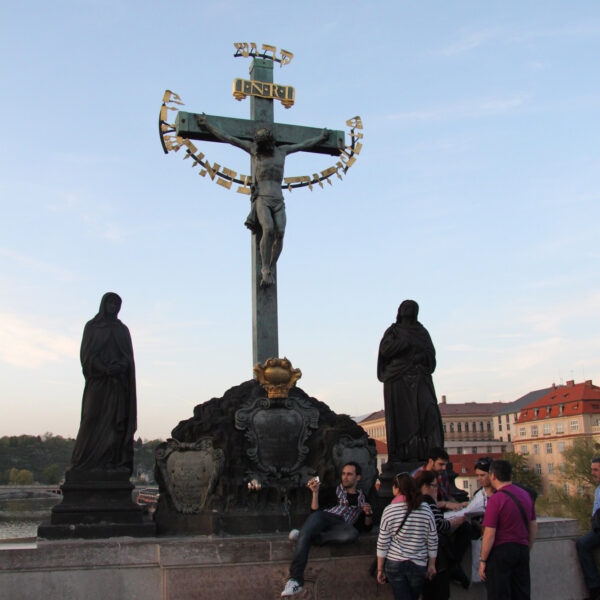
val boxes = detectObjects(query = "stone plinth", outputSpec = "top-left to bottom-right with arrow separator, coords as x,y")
0,517 -> 592,600
38,469 -> 156,539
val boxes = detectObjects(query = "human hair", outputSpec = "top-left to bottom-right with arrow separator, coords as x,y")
428,447 -> 449,462
592,457 -> 600,465
393,472 -> 423,512
475,457 -> 492,472
413,469 -> 436,491
489,459 -> 512,483
343,461 -> 361,476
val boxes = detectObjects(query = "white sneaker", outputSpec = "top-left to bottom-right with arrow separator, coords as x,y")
281,579 -> 303,596
288,529 -> 300,542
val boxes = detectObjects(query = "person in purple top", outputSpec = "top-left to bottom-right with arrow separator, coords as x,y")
478,459 -> 538,600
575,456 -> 600,600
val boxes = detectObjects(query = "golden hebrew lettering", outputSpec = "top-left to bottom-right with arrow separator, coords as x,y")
249,42 -> 258,56
346,116 -> 363,129
217,177 -> 232,189
234,42 -> 249,57
237,174 -> 252,194
204,162 -> 221,180
261,44 -> 277,61
280,49 -> 293,66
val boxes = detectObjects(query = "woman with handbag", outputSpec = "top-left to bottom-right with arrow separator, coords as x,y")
376,473 -> 438,599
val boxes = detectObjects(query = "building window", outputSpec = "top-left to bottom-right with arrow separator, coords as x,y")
465,422 -> 469,432
558,441 -> 565,452
570,420 -> 579,432
457,422 -> 462,432
457,447 -> 463,454
499,436 -> 503,442
534,409 -> 539,418
559,404 -> 564,416
508,433 -> 512,442
472,421 -> 477,432
505,414 -> 509,422
487,422 -> 492,432
513,414 -> 518,422
499,424 -> 503,432
521,445 -> 528,454
556,422 -> 564,434
531,425 -> 538,437
461,467 -> 467,473
498,416 -> 502,424
548,463 -> 554,474
519,427 -> 526,437
479,422 -> 483,432
546,443 -> 552,454
462,480 -> 469,489
450,422 -> 455,432
472,446 -> 477,453
487,446 -> 493,453
534,464 -> 542,475
543,423 -> 551,435
501,445 -> 506,453
533,444 -> 539,455
443,423 -> 447,433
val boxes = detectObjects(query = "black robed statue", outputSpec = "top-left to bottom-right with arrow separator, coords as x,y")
377,300 -> 444,462
70,292 -> 137,473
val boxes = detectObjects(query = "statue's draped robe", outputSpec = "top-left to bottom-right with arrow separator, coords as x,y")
377,320 -> 444,462
71,295 -> 137,472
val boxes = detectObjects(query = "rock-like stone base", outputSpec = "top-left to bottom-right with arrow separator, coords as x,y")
38,468 -> 156,539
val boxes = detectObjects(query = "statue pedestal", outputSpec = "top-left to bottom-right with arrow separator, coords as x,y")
38,469 -> 156,540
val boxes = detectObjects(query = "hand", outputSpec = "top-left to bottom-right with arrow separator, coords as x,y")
445,501 -> 465,511
426,563 -> 436,580
450,515 -> 466,528
362,503 -> 373,517
479,561 -> 487,582
307,477 -> 320,493
376,570 -> 386,585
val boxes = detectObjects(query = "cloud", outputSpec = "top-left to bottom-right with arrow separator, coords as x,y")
439,28 -> 500,57
0,247 -> 73,281
388,94 -> 531,123
0,312 -> 78,368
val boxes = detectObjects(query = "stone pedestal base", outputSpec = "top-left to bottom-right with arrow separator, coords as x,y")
38,469 -> 156,540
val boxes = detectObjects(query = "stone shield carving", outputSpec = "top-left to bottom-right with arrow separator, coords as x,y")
155,437 -> 224,513
234,395 -> 319,481
332,435 -> 378,492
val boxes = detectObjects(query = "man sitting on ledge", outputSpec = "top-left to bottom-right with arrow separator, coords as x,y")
281,462 -> 373,597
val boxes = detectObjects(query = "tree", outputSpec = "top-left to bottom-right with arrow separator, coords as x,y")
8,467 -> 20,485
15,469 -> 34,485
502,451 -> 542,492
41,463 -> 62,485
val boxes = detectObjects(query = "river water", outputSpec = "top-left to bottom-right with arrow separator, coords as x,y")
0,497 -> 60,540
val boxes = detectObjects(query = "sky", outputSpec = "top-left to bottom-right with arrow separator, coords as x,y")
1,1 -> 600,440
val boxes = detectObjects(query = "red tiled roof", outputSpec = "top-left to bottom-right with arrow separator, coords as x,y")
449,453 -> 503,476
517,380 -> 600,422
439,402 -> 507,416
374,439 -> 388,454
359,410 -> 385,423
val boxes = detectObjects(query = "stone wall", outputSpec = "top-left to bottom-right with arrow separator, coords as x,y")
0,517 -> 590,600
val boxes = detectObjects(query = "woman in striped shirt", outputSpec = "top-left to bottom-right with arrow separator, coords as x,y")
377,473 -> 438,599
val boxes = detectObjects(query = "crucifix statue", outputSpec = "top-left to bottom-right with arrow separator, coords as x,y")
160,44 -> 361,367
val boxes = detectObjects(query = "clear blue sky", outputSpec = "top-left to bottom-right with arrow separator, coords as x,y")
2,1 -> 599,439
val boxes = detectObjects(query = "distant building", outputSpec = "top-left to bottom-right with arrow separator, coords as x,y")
450,452 -> 504,497
358,410 -> 386,442
516,380 -> 600,494
491,387 -> 553,447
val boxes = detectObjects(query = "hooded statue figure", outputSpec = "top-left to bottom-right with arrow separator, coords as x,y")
70,292 -> 137,473
377,300 -> 444,462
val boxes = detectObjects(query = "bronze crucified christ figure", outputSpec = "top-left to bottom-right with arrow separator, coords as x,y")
198,113 -> 328,286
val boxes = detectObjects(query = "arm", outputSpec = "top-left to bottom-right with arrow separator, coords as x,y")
283,128 -> 329,155
198,113 -> 252,152
478,526 -> 496,582
528,520 -> 538,550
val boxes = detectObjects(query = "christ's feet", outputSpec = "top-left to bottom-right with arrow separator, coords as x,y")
260,268 -> 275,286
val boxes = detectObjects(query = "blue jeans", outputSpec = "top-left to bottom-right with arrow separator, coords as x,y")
577,530 -> 600,591
289,511 -> 358,585
384,559 -> 427,600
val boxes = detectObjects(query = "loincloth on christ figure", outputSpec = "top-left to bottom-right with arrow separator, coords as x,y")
244,194 -> 286,233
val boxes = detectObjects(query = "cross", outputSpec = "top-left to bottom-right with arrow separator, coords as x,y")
174,57 -> 344,366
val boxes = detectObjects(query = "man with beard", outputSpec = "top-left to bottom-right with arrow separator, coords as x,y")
281,462 -> 373,596
198,115 -> 328,286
